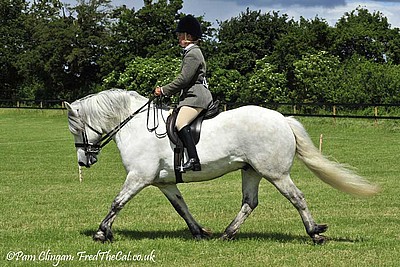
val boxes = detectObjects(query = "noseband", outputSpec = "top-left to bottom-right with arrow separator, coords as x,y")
74,122 -> 102,156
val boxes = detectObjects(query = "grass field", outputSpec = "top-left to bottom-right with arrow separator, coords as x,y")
0,108 -> 399,266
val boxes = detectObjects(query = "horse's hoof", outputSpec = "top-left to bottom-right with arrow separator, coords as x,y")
93,230 -> 113,243
220,233 -> 235,241
312,234 -> 327,245
201,228 -> 212,238
194,228 -> 213,240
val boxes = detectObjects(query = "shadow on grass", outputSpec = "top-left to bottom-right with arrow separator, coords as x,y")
81,228 -> 362,244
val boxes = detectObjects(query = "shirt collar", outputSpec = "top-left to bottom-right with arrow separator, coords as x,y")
184,43 -> 195,51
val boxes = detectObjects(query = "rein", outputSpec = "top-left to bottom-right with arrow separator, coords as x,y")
75,95 -> 161,155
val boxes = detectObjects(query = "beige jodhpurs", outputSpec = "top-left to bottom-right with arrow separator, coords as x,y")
176,106 -> 203,131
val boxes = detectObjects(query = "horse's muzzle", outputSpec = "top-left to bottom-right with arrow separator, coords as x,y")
78,153 -> 98,168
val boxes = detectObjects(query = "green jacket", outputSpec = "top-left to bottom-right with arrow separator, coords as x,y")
162,44 -> 212,109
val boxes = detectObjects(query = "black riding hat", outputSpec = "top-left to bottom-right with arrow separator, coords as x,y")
175,15 -> 202,39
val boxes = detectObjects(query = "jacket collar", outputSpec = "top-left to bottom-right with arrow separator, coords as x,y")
183,44 -> 198,56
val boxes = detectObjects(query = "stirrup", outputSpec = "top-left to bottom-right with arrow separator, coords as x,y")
177,158 -> 201,173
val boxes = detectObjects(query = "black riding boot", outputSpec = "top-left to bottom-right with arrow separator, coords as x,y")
178,125 -> 201,172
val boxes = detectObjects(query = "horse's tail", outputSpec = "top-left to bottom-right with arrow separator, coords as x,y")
285,117 -> 379,197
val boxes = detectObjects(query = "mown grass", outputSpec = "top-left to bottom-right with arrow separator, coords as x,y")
0,108 -> 399,266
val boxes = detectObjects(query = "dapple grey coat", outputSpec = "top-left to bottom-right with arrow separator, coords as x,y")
162,45 -> 212,109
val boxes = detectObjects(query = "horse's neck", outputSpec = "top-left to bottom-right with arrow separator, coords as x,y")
84,93 -> 145,133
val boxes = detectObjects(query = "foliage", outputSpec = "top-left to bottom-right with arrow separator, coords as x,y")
332,7 -> 398,63
215,9 -> 292,75
243,56 -> 288,104
0,0 -> 27,99
207,66 -> 244,103
1,1 -> 400,107
335,56 -> 400,104
293,51 -> 341,103
103,56 -> 180,96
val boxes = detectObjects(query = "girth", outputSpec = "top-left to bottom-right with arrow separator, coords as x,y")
166,100 -> 220,183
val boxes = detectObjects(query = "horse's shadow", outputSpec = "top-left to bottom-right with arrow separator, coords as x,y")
81,229 -> 361,244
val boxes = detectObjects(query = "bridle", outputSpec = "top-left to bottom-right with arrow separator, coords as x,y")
74,96 -> 161,160
74,121 -> 103,156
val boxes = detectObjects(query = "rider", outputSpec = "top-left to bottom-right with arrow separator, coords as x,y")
154,15 -> 212,172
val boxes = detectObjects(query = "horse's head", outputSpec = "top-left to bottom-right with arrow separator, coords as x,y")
65,89 -> 150,168
65,101 -> 102,168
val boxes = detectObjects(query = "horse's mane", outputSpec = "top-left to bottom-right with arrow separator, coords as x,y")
69,89 -> 148,133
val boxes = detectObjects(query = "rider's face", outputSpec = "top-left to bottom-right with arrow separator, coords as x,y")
177,32 -> 191,48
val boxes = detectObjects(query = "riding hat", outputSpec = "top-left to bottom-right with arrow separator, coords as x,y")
175,15 -> 202,39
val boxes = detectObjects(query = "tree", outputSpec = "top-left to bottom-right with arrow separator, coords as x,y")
65,0 -> 112,98
0,0 -> 27,99
207,66 -> 244,104
335,56 -> 400,104
15,0 -> 112,100
268,17 -> 333,102
102,0 -> 185,76
103,56 -> 180,97
215,9 -> 292,75
15,0 -> 68,99
243,56 -> 287,104
332,7 -> 394,63
293,51 -> 340,104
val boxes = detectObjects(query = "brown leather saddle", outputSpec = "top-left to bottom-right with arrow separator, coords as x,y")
166,100 -> 220,183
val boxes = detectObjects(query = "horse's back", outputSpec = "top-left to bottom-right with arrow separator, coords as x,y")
204,105 -> 293,139
199,105 -> 296,174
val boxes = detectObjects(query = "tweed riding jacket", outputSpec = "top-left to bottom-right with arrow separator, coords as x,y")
162,44 -> 212,109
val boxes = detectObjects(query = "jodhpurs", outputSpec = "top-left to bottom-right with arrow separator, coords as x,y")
176,106 -> 203,131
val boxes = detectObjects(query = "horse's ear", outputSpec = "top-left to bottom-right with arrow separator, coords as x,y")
64,102 -> 78,116
64,102 -> 74,111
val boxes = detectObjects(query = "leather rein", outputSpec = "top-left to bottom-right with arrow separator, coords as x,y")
74,96 -> 165,156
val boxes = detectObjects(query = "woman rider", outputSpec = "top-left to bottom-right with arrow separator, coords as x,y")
154,15 -> 213,172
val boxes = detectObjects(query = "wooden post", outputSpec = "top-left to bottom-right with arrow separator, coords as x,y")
333,105 -> 336,124
293,105 -> 297,114
374,106 -> 378,125
319,134 -> 323,152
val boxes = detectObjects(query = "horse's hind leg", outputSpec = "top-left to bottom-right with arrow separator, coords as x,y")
221,168 -> 262,240
158,184 -> 212,239
268,174 -> 328,244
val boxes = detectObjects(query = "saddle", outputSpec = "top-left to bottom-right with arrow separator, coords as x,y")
166,100 -> 220,183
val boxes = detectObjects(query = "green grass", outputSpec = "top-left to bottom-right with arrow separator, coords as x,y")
1,109 -> 399,266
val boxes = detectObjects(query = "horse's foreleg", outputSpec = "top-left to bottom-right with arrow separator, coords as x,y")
93,172 -> 149,242
269,175 -> 328,244
221,168 -> 262,240
158,184 -> 212,239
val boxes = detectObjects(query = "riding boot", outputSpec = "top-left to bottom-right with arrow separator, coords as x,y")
177,125 -> 201,172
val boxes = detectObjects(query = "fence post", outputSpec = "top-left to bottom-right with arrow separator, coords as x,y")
374,106 -> 378,125
319,134 -> 323,152
333,105 -> 336,124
